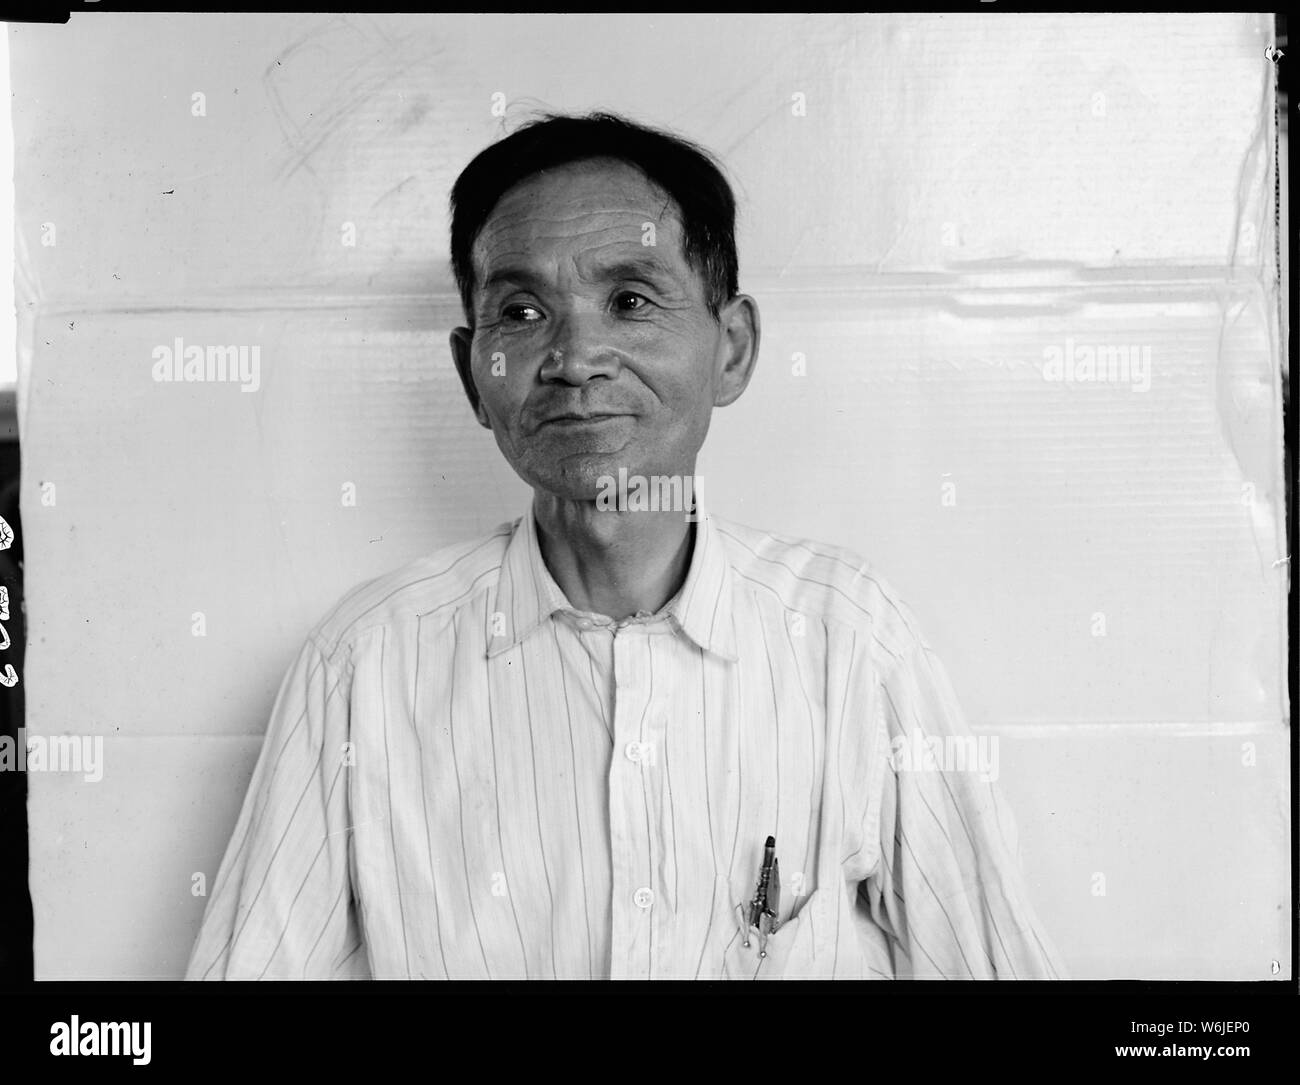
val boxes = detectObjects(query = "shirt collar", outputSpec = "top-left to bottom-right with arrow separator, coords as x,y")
484,499 -> 738,663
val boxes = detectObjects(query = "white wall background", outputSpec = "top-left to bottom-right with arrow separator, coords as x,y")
10,12 -> 1288,980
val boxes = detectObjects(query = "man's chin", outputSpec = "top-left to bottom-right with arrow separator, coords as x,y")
518,456 -> 629,504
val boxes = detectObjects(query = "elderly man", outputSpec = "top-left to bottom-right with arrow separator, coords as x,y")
187,112 -> 1063,980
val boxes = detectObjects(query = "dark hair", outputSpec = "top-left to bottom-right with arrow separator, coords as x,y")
449,111 -> 738,325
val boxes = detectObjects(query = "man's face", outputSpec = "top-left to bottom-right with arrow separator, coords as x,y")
451,158 -> 758,502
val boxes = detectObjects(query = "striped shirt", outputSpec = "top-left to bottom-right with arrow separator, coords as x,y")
187,504 -> 1064,980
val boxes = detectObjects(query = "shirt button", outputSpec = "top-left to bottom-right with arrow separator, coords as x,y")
633,887 -> 654,909
624,741 -> 642,763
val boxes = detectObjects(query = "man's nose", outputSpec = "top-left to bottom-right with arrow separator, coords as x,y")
537,311 -> 621,385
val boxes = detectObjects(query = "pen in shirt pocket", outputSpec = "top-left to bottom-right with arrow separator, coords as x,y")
739,835 -> 780,957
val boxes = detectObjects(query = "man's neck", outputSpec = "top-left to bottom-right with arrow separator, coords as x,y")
532,490 -> 695,621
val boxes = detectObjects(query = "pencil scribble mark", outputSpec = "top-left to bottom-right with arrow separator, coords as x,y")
263,14 -> 441,183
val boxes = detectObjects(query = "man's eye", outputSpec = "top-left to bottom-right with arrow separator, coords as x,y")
614,291 -> 651,312
503,304 -> 543,323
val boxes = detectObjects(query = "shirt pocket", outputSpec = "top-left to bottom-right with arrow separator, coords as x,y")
718,886 -> 830,980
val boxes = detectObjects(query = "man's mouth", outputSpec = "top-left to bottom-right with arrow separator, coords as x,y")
537,412 -> 629,429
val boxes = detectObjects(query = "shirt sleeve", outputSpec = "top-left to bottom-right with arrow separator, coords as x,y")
185,635 -> 370,980
859,632 -> 1066,979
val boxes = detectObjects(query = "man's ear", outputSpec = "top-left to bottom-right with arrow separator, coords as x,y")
450,327 -> 492,429
712,294 -> 761,408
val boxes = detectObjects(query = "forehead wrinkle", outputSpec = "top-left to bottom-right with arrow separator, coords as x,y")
477,207 -> 679,255
474,222 -> 688,290
487,199 -> 678,226
572,243 -> 684,284
478,177 -> 684,250
479,219 -> 651,256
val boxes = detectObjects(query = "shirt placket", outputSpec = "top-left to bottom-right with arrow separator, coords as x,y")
607,623 -> 656,979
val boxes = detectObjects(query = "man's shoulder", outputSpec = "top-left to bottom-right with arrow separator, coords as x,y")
712,515 -> 926,661
308,520 -> 518,659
